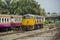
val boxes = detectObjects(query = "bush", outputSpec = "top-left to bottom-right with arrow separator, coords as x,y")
44,20 -> 49,24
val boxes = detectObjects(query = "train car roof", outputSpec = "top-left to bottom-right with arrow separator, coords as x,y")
35,15 -> 44,17
0,14 -> 22,17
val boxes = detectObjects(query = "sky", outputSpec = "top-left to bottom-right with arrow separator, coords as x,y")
35,0 -> 60,13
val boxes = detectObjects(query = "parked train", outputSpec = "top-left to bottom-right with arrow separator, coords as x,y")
0,14 -> 22,31
0,14 -> 45,31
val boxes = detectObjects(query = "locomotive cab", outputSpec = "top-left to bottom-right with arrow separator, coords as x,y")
22,14 -> 35,30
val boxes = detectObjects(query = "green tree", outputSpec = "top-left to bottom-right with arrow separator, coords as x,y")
0,0 -> 19,14
0,0 -> 46,16
40,9 -> 46,16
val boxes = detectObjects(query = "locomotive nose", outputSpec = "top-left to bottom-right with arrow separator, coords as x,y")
27,21 -> 29,24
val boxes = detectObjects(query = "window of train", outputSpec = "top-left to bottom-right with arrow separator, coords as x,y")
7,18 -> 9,22
2,18 -> 4,22
4,18 -> 9,22
14,18 -> 17,22
35,17 -> 42,22
0,18 -> 2,22
36,17 -> 42,20
18,17 -> 22,22
18,18 -> 20,22
11,18 -> 15,22
15,18 -> 21,22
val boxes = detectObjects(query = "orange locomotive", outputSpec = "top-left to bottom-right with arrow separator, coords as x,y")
22,14 -> 45,30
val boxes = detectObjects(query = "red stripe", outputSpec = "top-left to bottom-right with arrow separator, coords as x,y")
11,22 -> 22,27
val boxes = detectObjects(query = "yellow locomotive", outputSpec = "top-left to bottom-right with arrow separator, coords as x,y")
22,14 -> 45,30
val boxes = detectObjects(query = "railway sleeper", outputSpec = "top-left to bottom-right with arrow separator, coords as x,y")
34,24 -> 43,29
22,26 -> 34,31
0,27 -> 11,32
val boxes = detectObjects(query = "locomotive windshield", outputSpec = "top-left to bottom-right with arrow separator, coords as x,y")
23,15 -> 33,19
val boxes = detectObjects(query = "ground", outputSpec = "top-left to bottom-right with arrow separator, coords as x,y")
0,27 -> 58,40
15,30 -> 58,40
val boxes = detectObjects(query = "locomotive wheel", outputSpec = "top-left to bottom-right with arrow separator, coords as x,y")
17,26 -> 22,31
15,26 -> 22,31
5,27 -> 10,31
39,24 -> 43,28
21,26 -> 26,31
34,24 -> 43,29
27,26 -> 34,31
0,28 -> 3,32
2,28 -> 8,32
34,24 -> 38,29
36,24 -> 40,29
37,24 -> 40,29
22,26 -> 34,31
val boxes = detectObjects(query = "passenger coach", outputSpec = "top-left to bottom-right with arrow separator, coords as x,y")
0,14 -> 22,31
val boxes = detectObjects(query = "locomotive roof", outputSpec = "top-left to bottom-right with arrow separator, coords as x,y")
24,14 -> 44,18
23,14 -> 35,17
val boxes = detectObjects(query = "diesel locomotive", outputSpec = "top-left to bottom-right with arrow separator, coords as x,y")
22,14 -> 45,30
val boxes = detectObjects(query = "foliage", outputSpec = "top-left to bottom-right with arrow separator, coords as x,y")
44,20 -> 49,24
0,0 -> 46,15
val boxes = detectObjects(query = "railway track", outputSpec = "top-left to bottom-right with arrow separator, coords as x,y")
0,28 -> 43,36
0,24 -> 57,36
0,27 -> 58,40
0,23 -> 59,36
14,27 -> 58,40
0,29 -> 26,36
0,28 -> 47,36
0,24 -> 59,40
